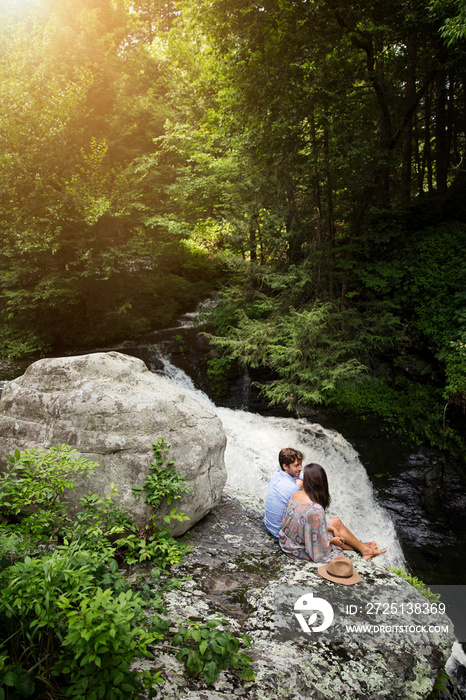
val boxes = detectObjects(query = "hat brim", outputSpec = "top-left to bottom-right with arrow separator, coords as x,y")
317,565 -> 361,585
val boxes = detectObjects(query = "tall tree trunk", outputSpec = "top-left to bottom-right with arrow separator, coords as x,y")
323,101 -> 334,247
414,110 -> 423,194
446,69 -> 455,162
258,220 -> 265,265
309,110 -> 323,245
373,33 -> 392,196
463,74 -> 466,151
435,66 -> 448,195
424,83 -> 434,194
249,213 -> 257,262
285,186 -> 302,263
323,100 -> 335,295
401,33 -> 416,202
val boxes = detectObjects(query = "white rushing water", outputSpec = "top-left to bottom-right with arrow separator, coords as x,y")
156,349 -> 406,568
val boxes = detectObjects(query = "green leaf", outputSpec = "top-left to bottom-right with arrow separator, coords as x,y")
185,650 -> 203,676
3,670 -> 18,687
113,671 -> 125,685
203,660 -> 219,685
206,619 -> 223,628
240,665 -> 255,681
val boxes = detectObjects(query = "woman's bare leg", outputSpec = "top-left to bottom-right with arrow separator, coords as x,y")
329,517 -> 386,559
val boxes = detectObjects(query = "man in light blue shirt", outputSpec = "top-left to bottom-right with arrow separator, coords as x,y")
264,448 -> 304,539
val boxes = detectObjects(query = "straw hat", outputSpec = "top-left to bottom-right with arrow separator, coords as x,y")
317,555 -> 361,585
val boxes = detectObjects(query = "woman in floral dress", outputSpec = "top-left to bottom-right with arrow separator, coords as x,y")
279,463 -> 385,563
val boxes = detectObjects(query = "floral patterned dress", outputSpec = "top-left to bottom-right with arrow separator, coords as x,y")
279,498 -> 342,564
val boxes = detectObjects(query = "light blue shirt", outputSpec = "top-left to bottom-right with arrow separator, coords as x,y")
264,469 -> 301,539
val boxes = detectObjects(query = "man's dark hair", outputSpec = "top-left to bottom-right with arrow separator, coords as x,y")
278,447 -> 304,470
302,463 -> 331,510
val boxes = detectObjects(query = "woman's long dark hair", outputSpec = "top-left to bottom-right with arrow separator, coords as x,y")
302,463 -> 331,510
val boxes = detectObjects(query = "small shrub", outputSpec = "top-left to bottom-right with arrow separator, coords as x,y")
114,508 -> 191,572
171,618 -> 254,685
0,544 -> 150,697
56,587 -> 161,700
0,445 -> 99,556
387,567 -> 441,602
132,438 -> 192,508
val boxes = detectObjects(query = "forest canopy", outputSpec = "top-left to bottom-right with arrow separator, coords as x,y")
0,0 -> 218,356
0,0 -> 465,455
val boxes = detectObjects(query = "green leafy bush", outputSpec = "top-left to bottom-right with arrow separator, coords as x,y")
114,507 -> 191,572
132,438 -> 192,508
57,587 -> 160,700
72,487 -> 135,553
0,442 -> 256,697
0,445 -> 98,535
0,545 -> 141,697
0,445 -> 178,698
172,618 -> 254,685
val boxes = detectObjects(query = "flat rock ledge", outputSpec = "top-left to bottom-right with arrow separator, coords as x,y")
136,491 -> 464,700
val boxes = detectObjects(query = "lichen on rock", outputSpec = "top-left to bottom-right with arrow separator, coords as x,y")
146,492 -> 461,700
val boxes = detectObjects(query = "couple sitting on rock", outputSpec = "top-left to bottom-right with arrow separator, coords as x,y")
264,447 -> 386,566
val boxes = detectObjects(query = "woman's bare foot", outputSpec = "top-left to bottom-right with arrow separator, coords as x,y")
362,546 -> 387,560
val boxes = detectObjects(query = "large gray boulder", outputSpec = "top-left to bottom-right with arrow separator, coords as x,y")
0,351 -> 227,534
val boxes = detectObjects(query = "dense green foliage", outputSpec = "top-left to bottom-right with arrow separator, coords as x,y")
0,0 -> 464,454
0,445 -> 165,697
0,0 -> 220,358
204,218 -> 466,451
165,0 -> 466,454
0,443 -> 254,698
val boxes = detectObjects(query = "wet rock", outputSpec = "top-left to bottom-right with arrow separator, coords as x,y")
0,351 -> 227,534
421,462 -> 443,519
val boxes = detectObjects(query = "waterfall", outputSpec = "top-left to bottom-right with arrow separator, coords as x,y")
155,348 -> 406,569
